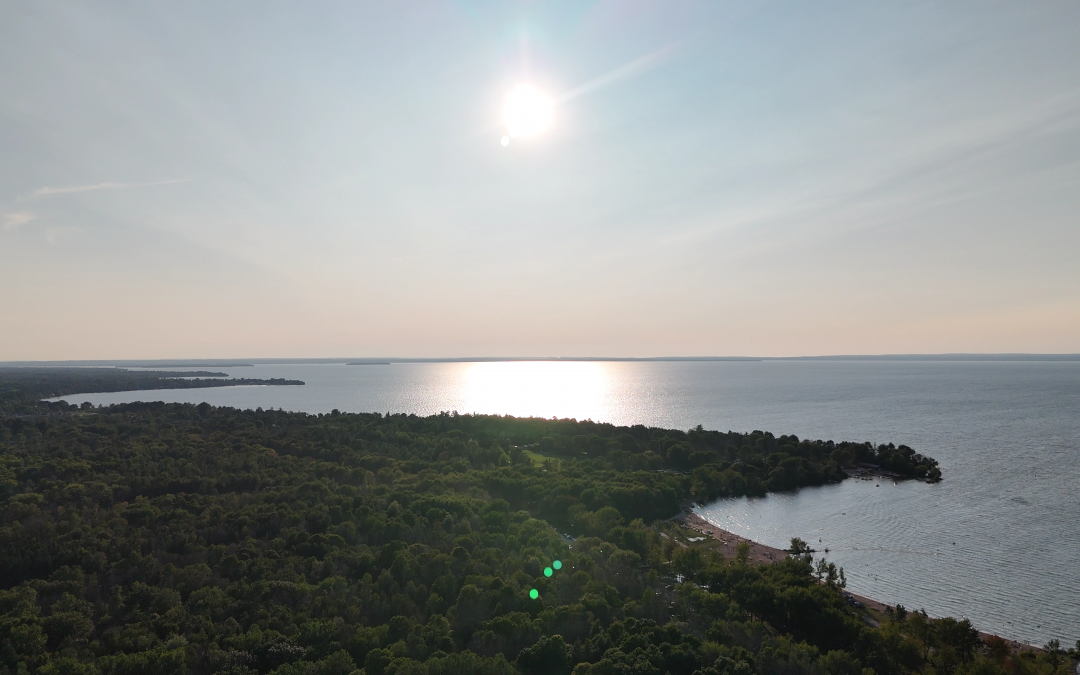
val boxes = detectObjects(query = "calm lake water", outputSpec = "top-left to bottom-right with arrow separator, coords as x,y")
53,360 -> 1080,646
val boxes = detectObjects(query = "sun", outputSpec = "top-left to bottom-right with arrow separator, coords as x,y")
502,84 -> 553,140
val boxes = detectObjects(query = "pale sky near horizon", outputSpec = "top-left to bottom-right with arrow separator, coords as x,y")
2,2 -> 1079,360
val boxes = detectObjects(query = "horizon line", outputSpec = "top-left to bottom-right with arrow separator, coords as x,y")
3,352 -> 1080,368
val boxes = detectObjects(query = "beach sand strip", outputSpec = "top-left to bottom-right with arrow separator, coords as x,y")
676,511 -> 1038,652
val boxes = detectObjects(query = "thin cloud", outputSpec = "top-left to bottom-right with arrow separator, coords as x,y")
31,179 -> 189,198
45,225 -> 83,245
556,42 -> 684,103
2,211 -> 36,231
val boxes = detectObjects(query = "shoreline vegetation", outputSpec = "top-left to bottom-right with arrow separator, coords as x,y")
0,368 -> 1072,675
0,367 -> 304,416
675,514 -> 1040,654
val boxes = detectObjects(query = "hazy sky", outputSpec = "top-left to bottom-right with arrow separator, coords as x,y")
2,1 -> 1079,359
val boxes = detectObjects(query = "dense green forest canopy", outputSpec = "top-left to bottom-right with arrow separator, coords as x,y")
0,368 -> 304,416
0,369 -> 1065,675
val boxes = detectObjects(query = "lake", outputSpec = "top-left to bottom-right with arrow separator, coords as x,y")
52,359 -> 1080,646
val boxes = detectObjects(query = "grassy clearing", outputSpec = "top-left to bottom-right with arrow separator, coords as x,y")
521,447 -> 561,468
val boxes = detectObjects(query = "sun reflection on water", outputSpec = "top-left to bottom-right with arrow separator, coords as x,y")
462,361 -> 611,420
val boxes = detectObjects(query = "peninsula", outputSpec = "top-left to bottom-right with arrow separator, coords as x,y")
0,368 -> 1068,675
0,367 -> 303,415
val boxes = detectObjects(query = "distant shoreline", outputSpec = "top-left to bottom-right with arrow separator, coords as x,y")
4,353 -> 1079,368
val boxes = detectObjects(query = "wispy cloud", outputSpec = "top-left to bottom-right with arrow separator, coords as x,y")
3,211 -> 36,231
45,225 -> 83,245
556,42 -> 684,103
31,179 -> 189,198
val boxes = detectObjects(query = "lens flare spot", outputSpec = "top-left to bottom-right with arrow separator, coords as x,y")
529,588 -> 539,600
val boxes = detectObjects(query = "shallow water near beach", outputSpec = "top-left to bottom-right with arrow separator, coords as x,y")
55,359 -> 1080,646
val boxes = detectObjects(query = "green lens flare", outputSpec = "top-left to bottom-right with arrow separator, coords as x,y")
544,567 -> 553,577
553,560 -> 562,570
529,588 -> 539,600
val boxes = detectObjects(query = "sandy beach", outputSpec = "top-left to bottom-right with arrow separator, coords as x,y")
677,511 -> 1040,652
678,512 -> 788,564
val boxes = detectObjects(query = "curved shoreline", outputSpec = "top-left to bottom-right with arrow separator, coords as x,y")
681,512 -> 788,564
678,512 -> 1040,652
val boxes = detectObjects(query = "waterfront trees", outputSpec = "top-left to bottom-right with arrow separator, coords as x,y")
0,370 -> 1057,675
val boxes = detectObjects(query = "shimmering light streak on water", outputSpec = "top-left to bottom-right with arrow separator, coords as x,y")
54,360 -> 1080,646
462,361 -> 608,421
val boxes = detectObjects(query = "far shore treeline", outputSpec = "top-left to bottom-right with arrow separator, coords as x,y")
0,368 -> 1071,675
0,368 -> 304,416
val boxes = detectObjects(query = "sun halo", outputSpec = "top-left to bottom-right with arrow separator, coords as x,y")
502,84 -> 553,141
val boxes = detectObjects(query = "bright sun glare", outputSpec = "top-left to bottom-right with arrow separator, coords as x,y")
463,361 -> 607,420
502,84 -> 553,142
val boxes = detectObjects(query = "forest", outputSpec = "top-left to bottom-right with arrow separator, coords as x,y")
0,369 -> 1069,675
